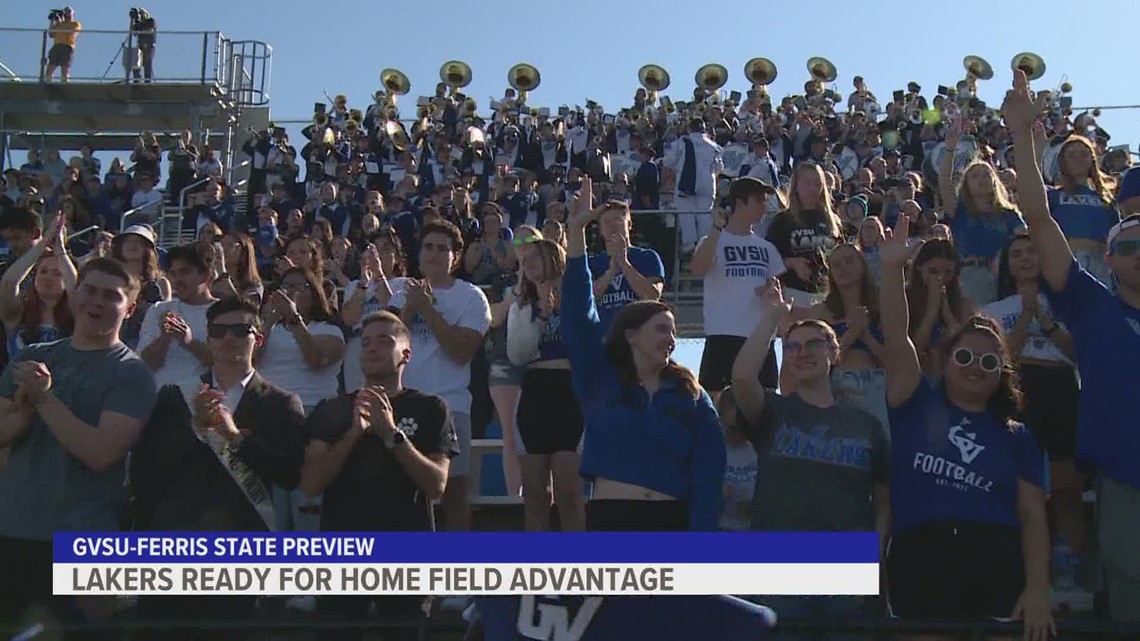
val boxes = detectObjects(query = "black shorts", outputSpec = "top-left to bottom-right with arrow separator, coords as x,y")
0,535 -> 85,628
886,520 -> 1024,619
698,335 -> 779,392
515,368 -> 583,455
586,499 -> 689,531
48,43 -> 74,66
1017,363 -> 1079,461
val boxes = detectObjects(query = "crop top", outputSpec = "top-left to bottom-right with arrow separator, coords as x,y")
1047,186 -> 1119,242
561,254 -> 726,530
831,320 -> 883,354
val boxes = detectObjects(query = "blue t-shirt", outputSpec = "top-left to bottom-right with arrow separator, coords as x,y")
948,205 -> 1025,260
536,310 -> 569,362
588,247 -> 665,333
1047,186 -> 1119,242
887,379 -> 1045,532
1045,259 -> 1140,488
475,595 -> 776,641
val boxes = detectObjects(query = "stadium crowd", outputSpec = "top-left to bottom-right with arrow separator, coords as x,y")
1,46 -> 1140,641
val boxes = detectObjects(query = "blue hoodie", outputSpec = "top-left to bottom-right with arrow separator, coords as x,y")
561,254 -> 726,530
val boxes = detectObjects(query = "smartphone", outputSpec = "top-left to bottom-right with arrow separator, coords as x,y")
729,90 -> 742,103
937,85 -> 950,96
558,105 -> 569,117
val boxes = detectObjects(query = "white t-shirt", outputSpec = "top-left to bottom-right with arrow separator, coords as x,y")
138,299 -> 214,388
701,230 -> 787,337
389,279 -> 491,416
342,277 -> 406,394
982,294 -> 1073,366
256,321 -> 345,409
130,189 -> 163,217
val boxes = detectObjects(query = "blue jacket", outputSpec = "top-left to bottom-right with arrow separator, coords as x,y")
561,254 -> 726,530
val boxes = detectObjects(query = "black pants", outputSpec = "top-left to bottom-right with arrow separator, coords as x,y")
317,595 -> 424,641
586,499 -> 689,531
135,595 -> 258,641
0,536 -> 108,641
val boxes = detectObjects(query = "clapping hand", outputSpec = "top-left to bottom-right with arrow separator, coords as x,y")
269,290 -> 301,326
12,361 -> 52,406
193,384 -> 241,443
162,312 -> 194,346
605,233 -> 630,268
404,279 -> 434,315
356,386 -> 397,438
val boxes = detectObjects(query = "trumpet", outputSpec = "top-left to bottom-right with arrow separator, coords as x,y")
508,63 -> 541,103
313,112 -> 329,128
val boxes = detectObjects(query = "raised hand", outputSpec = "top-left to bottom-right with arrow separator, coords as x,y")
879,216 -> 916,267
945,119 -> 963,151
1001,69 -> 1046,135
567,176 -> 605,231
756,277 -> 792,317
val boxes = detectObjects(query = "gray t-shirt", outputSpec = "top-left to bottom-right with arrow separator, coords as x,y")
745,390 -> 889,531
0,339 -> 157,540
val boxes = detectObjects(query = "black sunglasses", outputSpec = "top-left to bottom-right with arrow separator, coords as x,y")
207,323 -> 256,339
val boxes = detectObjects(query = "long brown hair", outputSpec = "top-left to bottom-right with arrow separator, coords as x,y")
822,244 -> 879,325
1058,135 -> 1116,205
603,300 -> 700,401
277,266 -> 332,323
940,315 -> 1023,425
20,252 -> 74,345
516,239 -> 566,308
224,231 -> 263,293
111,234 -> 161,283
785,162 -> 842,239
906,239 -> 965,331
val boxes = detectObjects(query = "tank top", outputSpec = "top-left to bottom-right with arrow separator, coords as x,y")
702,230 -> 787,337
534,308 -> 568,362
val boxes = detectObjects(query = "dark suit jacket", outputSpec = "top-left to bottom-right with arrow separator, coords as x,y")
129,370 -> 306,531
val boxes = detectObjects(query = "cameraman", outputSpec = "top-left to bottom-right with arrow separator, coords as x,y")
44,7 -> 81,82
129,8 -> 157,83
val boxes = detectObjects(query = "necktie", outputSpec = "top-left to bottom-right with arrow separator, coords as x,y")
679,136 -> 697,196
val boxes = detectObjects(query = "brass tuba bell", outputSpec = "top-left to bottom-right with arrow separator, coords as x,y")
380,68 -> 411,101
1011,52 -> 1046,81
345,119 -> 360,135
638,64 -> 671,103
439,60 -> 473,91
508,63 -> 541,103
313,112 -> 329,128
744,57 -> 778,87
806,57 -> 838,83
963,55 -> 994,81
384,120 -> 410,152
695,64 -> 729,92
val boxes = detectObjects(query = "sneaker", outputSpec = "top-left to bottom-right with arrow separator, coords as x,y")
1052,541 -> 1094,613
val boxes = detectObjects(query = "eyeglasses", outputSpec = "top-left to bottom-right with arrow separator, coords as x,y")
782,338 -> 828,356
207,323 -> 256,339
1111,239 -> 1140,257
952,347 -> 1001,373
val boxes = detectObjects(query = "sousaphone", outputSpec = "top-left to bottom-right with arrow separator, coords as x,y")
380,68 -> 411,103
963,55 -> 994,81
439,60 -> 473,91
508,63 -> 541,103
744,57 -> 778,87
695,63 -> 728,92
1011,52 -> 1046,81
806,56 -> 838,83
384,120 -> 410,152
638,64 -> 671,103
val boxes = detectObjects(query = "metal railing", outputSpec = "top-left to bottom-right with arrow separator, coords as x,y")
0,27 -> 225,85
119,197 -> 164,231
0,27 -> 272,105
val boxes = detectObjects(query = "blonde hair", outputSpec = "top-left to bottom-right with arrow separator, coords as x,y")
786,162 -> 842,238
958,161 -> 1017,215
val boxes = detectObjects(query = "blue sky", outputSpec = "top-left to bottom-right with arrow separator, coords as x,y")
5,0 -> 1139,159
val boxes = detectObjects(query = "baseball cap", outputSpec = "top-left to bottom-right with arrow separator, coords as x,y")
1106,214 -> 1140,248
120,224 -> 156,247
